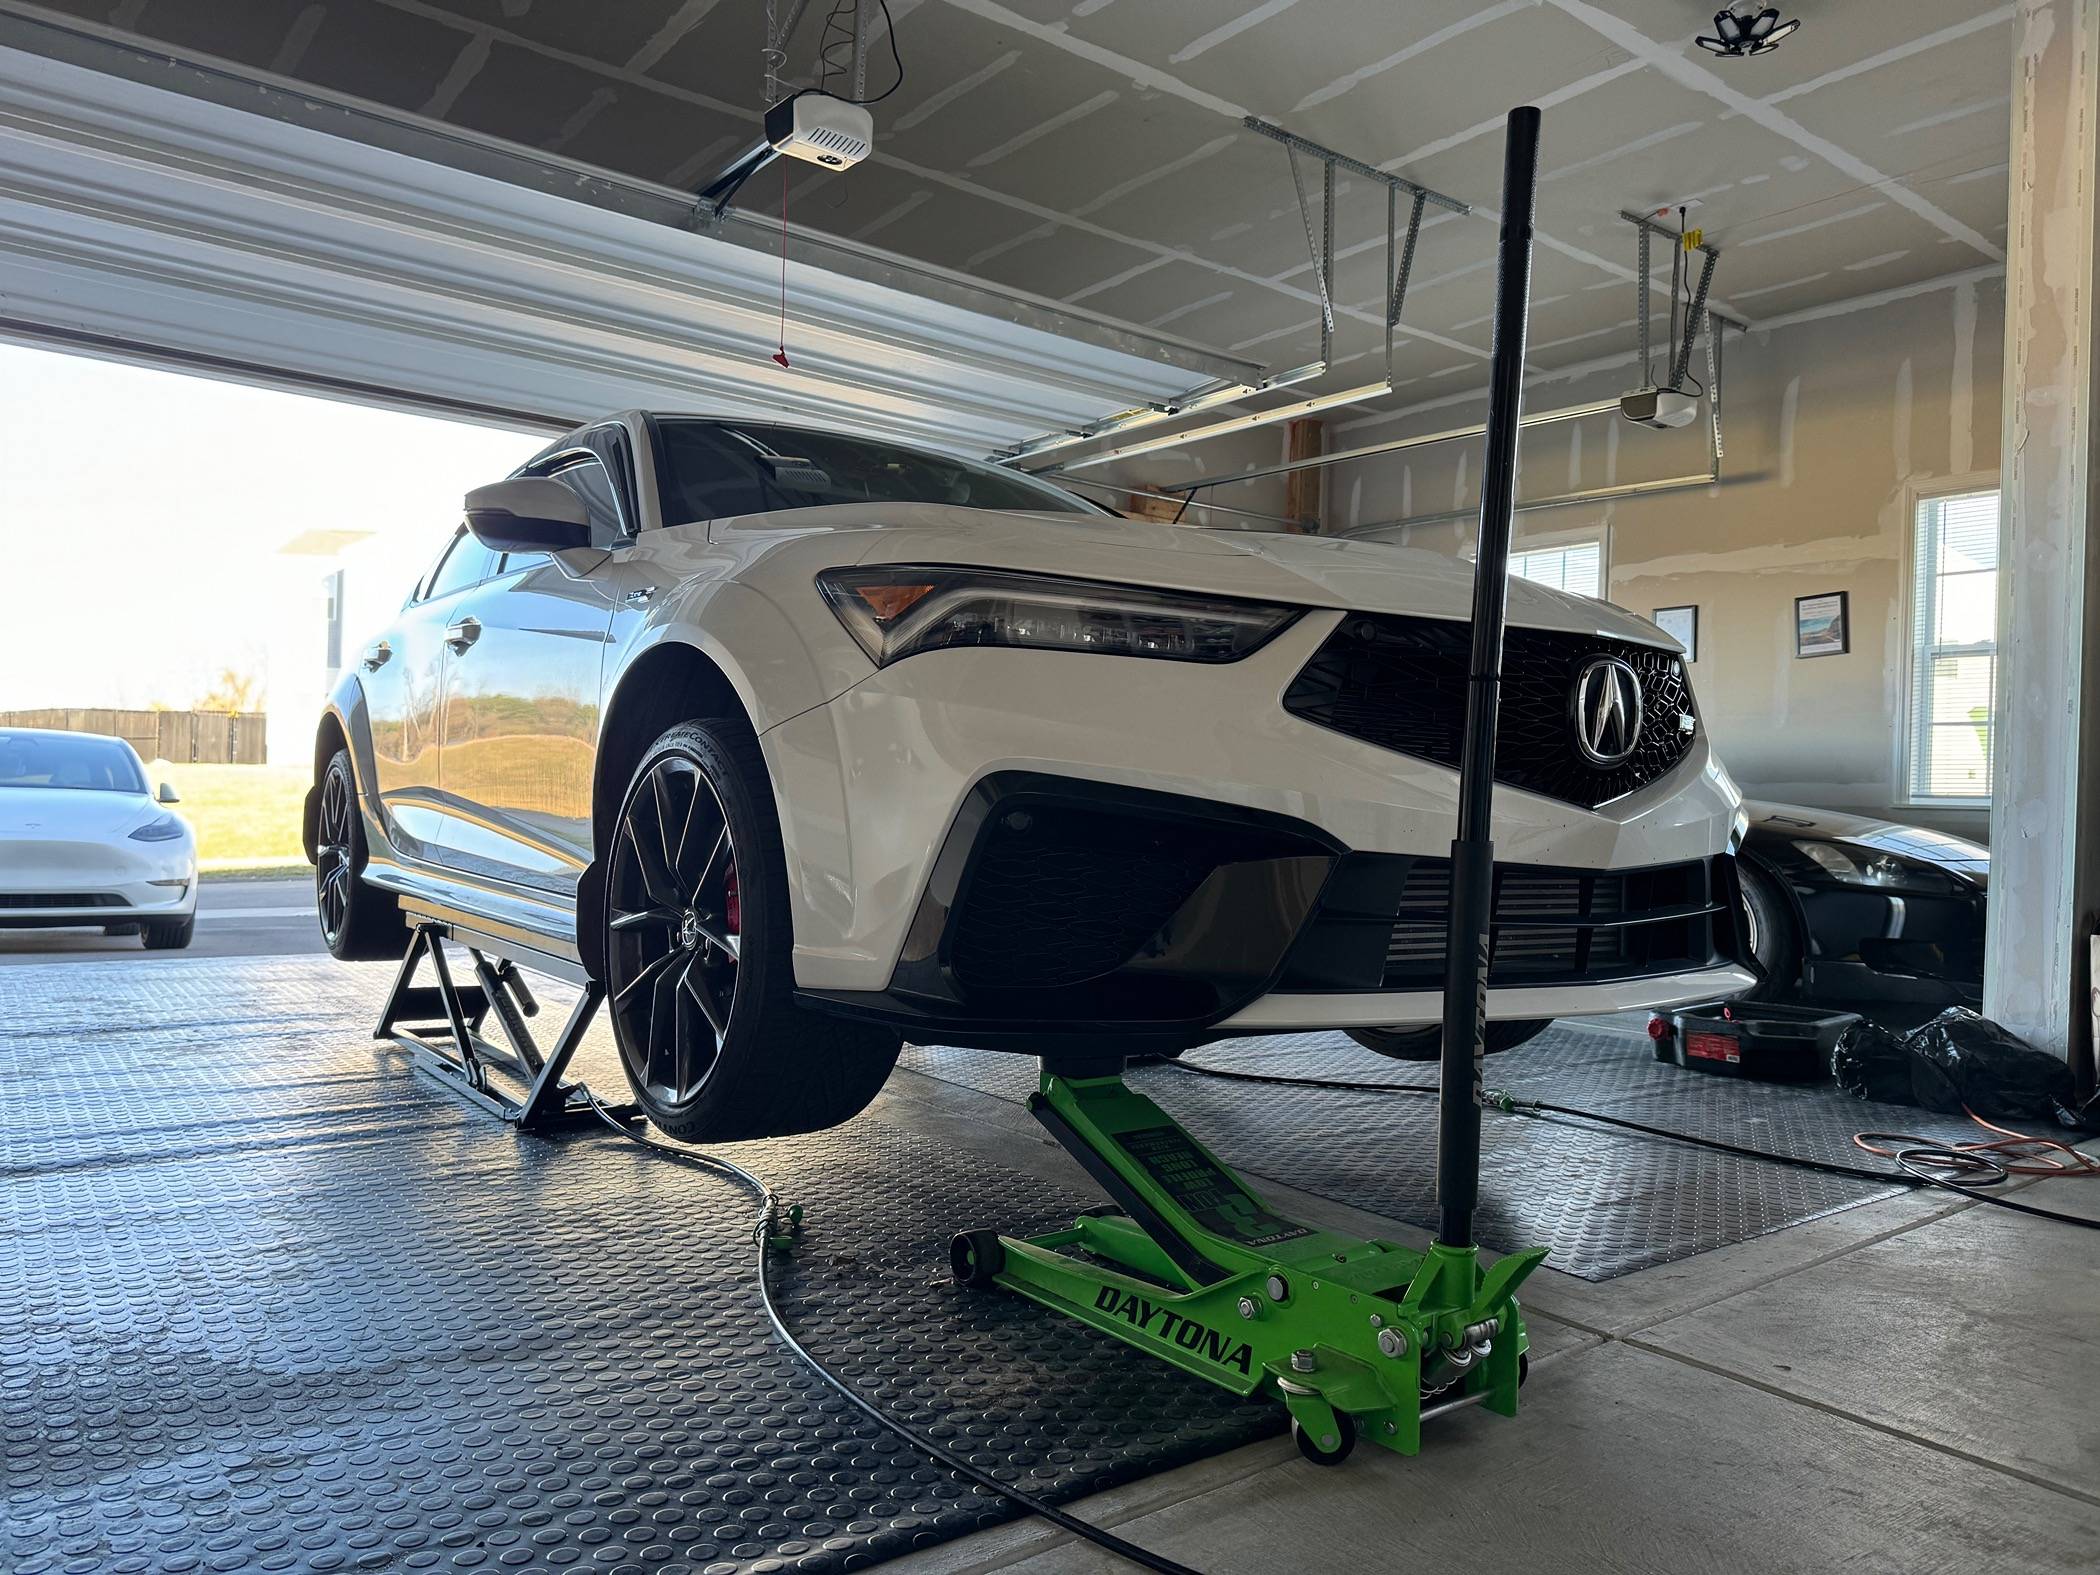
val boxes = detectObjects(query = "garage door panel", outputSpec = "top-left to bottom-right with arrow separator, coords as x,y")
0,40 -> 1239,453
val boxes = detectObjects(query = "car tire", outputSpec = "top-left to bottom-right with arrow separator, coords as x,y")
1345,1019 -> 1553,1062
141,917 -> 194,950
602,718 -> 902,1143
315,747 -> 410,962
1736,857 -> 1803,999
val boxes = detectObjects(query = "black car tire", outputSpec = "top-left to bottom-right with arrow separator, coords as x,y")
1346,1019 -> 1553,1062
603,718 -> 901,1142
1737,857 -> 1803,999
315,748 -> 411,962
141,917 -> 194,950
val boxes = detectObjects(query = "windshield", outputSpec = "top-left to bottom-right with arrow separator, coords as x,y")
653,420 -> 1108,524
0,732 -> 148,793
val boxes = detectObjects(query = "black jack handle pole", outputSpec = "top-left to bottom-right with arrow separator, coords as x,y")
1436,105 -> 1541,1250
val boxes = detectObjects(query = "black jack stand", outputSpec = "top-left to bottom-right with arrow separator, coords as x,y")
374,902 -> 634,1133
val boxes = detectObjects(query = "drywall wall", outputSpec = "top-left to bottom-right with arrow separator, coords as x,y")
1325,275 -> 2005,841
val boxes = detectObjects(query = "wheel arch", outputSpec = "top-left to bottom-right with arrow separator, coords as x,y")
582,641 -> 756,979
304,708 -> 352,864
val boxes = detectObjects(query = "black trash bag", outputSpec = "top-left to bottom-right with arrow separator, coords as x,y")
1829,1018 -> 1915,1105
1902,1007 -> 2073,1120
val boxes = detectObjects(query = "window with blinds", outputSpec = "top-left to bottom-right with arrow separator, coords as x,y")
1508,539 -> 1602,598
1908,490 -> 2000,801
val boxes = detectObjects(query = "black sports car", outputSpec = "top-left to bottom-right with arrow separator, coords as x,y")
1735,800 -> 1988,1017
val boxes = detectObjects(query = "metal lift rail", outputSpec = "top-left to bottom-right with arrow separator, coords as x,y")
374,897 -> 634,1133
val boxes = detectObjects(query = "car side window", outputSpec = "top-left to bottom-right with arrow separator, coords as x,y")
654,422 -> 767,524
424,528 -> 503,600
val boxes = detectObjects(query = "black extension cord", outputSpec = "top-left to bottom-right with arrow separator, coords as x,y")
1157,1059 -> 2100,1232
580,1091 -> 1206,1575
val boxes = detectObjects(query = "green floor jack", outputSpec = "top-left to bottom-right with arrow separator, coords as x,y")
951,1069 -> 1546,1464
951,105 -> 1552,1466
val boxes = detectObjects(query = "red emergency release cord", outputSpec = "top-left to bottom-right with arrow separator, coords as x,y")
772,161 -> 792,369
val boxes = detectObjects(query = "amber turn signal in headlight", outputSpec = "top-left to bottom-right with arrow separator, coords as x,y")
816,566 -> 1301,668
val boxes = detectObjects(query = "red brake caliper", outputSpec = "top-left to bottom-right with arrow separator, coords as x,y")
723,862 -> 741,936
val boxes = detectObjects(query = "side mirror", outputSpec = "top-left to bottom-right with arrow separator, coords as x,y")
157,782 -> 180,805
464,478 -> 593,553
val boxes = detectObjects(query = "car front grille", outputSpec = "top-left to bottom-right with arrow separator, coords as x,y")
1281,613 -> 1698,808
0,892 -> 131,909
1380,856 -> 1724,990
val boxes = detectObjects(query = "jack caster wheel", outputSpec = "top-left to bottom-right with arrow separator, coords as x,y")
1291,1411 -> 1355,1467
950,1229 -> 1005,1288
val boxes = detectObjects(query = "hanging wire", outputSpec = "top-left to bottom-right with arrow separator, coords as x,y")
815,0 -> 905,105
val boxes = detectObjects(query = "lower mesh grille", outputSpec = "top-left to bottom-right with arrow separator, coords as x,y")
1381,857 -> 1718,989
0,892 -> 131,909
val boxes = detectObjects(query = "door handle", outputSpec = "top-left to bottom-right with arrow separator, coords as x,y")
360,640 -> 392,671
444,616 -> 482,652
624,585 -> 657,606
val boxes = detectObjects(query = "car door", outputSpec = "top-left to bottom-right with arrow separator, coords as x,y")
434,434 -> 636,896
363,528 -> 502,862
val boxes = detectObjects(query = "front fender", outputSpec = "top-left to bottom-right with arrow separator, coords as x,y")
620,576 -> 874,732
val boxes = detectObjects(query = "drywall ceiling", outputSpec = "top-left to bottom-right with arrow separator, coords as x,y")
9,0 -> 2011,436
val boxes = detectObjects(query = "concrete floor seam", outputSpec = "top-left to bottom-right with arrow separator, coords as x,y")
1616,1334 -> 2100,1513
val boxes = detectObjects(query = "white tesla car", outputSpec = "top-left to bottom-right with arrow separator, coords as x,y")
0,727 -> 197,948
306,413 -> 1751,1141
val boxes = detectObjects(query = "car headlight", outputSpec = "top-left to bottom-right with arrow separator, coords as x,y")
1797,840 -> 1956,893
817,566 -> 1302,668
128,814 -> 186,843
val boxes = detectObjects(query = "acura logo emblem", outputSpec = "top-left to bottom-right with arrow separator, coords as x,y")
1570,657 -> 1644,767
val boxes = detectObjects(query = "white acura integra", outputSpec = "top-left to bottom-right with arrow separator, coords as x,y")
1,728 -> 197,948
306,413 -> 1752,1141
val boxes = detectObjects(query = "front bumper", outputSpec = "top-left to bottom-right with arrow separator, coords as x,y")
765,611 -> 1746,1050
0,837 -> 197,928
794,770 -> 1750,1052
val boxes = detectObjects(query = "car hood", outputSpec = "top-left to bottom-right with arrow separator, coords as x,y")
1743,799 -> 1990,878
0,786 -> 163,839
713,503 -> 1670,645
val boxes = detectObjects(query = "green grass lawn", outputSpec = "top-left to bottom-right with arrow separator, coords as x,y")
151,760 -> 309,871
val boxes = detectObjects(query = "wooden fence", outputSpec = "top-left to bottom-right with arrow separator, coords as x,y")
0,708 -> 268,765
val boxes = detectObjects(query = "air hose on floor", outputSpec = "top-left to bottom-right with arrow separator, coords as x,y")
1158,1060 -> 2100,1232
580,1091 -> 1207,1575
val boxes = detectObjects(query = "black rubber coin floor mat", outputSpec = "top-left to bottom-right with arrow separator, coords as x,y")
899,1017 -> 1990,1282
0,956 -> 1279,1575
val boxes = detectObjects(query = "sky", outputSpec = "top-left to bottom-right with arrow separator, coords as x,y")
0,344 -> 546,713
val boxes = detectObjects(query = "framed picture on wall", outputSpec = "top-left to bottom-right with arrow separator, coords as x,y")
1652,605 -> 1698,662
1795,591 -> 1850,658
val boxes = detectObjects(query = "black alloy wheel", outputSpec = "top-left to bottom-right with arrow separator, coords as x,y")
315,748 -> 408,961
315,760 -> 357,947
605,750 -> 743,1115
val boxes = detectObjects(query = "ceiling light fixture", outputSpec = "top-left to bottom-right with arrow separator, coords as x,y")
1695,6 -> 1801,58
